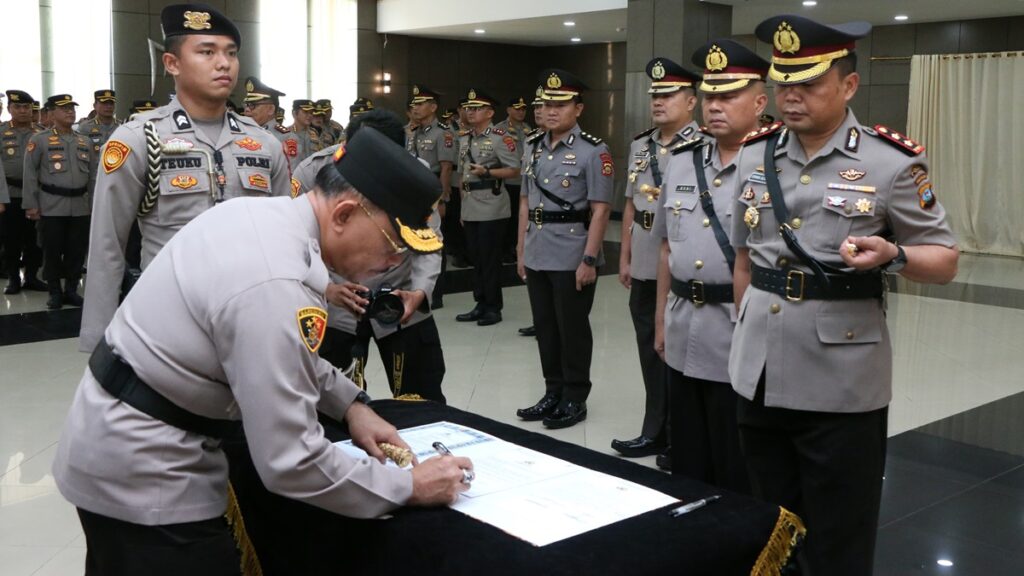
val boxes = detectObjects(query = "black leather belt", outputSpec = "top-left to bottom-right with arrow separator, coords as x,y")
41,183 -> 87,197
750,264 -> 883,301
531,207 -> 589,225
463,179 -> 499,193
633,209 -> 655,231
89,340 -> 241,438
5,177 -> 23,187
671,276 -> 734,304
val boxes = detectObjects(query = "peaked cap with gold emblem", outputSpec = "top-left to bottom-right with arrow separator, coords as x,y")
538,69 -> 588,101
461,88 -> 497,108
645,57 -> 700,94
161,3 -> 242,48
94,89 -> 117,103
410,85 -> 442,105
755,14 -> 870,85
691,39 -> 769,94
243,76 -> 285,105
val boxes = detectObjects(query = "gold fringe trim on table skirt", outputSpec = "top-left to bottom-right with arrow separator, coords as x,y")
751,506 -> 806,576
226,482 -> 264,576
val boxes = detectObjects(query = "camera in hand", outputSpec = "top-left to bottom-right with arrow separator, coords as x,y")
357,284 -> 404,325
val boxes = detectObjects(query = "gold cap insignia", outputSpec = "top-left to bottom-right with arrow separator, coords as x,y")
536,86 -> 544,97
774,21 -> 800,54
245,79 -> 254,93
468,89 -> 477,100
10,94 -> 19,102
412,85 -> 420,95
183,11 -> 212,32
547,73 -> 562,89
651,61 -> 666,80
396,218 -> 443,253
706,45 -> 728,72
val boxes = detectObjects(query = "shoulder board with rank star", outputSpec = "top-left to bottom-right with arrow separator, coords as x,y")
525,129 -> 545,144
699,125 -> 713,136
670,137 -> 705,156
868,124 -> 925,156
438,121 -> 450,130
741,121 -> 784,146
275,123 -> 290,134
579,130 -> 603,145
633,126 -> 657,141
491,127 -> 507,135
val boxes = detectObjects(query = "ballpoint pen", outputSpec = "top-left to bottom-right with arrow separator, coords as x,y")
433,441 -> 475,483
668,495 -> 721,517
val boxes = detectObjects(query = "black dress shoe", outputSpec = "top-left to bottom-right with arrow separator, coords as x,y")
543,401 -> 587,429
23,276 -> 48,291
516,393 -> 560,421
4,278 -> 21,295
477,311 -> 502,326
431,299 -> 444,310
656,449 -> 672,471
611,435 -> 666,458
46,291 -> 63,310
455,308 -> 482,322
517,325 -> 536,337
64,290 -> 84,307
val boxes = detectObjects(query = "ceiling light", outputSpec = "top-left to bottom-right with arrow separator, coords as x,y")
894,15 -> 909,21
803,1 -> 817,6
937,559 -> 954,567
570,37 -> 582,43
474,29 -> 485,34
564,21 -> 575,27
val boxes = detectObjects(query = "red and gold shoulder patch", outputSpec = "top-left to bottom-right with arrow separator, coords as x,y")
235,137 -> 262,151
600,151 -> 614,177
248,173 -> 269,189
910,164 -> 936,209
170,174 -> 198,189
297,307 -> 328,353
503,135 -> 516,152
871,125 -> 925,156
102,140 -> 131,174
290,177 -> 302,198
283,138 -> 298,157
443,131 -> 454,148
26,141 -> 36,153
741,121 -> 784,146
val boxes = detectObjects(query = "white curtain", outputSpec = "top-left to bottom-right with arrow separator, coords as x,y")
907,52 -> 1024,256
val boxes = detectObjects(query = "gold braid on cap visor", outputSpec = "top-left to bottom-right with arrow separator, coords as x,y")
699,73 -> 763,93
396,218 -> 443,253
769,47 -> 849,84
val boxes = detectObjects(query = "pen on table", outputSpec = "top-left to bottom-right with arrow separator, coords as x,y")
668,495 -> 721,517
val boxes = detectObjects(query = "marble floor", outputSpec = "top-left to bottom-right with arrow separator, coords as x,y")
1,250 -> 1022,575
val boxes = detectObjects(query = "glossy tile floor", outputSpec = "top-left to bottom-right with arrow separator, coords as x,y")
1,250 -> 1022,574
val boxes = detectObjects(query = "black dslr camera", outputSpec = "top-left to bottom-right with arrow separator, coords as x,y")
357,284 -> 404,325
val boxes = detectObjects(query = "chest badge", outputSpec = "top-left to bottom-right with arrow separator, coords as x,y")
741,187 -> 756,201
760,191 -> 771,204
235,137 -> 262,151
6,148 -> 14,156
561,178 -> 571,188
855,198 -> 873,213
838,168 -> 866,181
827,196 -> 847,208
744,206 -> 760,229
170,174 -> 199,189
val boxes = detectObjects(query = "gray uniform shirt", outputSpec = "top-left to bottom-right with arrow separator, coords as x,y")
262,119 -> 301,170
625,121 -> 700,280
80,100 -> 291,353
21,129 -> 96,216
459,124 -> 520,222
54,195 -> 414,525
0,160 -> 8,203
77,117 -> 119,153
654,138 -> 737,382
522,124 -> 614,271
494,119 -> 533,153
729,110 -> 957,412
407,118 -> 456,175
1,121 -> 40,198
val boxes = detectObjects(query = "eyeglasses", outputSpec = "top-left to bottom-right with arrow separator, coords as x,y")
358,201 -> 407,255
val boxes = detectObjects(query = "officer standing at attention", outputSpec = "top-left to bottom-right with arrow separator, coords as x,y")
495,96 -> 532,263
319,99 -> 345,143
515,87 -> 549,338
2,90 -> 47,294
515,69 -> 614,428
77,90 -> 120,153
349,97 -> 374,124
53,127 -> 472,576
611,58 -> 701,461
80,4 -> 292,353
22,94 -> 97,309
454,89 -> 521,327
242,76 -> 299,168
731,15 -> 958,574
652,40 -> 769,492
289,99 -> 322,163
312,100 -> 335,147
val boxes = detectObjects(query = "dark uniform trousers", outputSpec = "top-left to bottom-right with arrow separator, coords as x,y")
737,374 -> 887,576
628,278 -> 667,439
77,508 -> 241,576
443,187 -> 468,262
39,215 -> 89,283
463,219 -> 506,313
504,184 -> 521,257
2,197 -> 43,275
526,268 -> 596,403
318,318 -> 447,404
669,370 -> 750,494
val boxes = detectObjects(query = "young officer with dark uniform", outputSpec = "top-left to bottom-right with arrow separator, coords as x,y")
22,94 -> 97,309
80,4 -> 292,353
454,89 -> 521,326
652,40 -> 769,492
2,90 -> 47,294
612,58 -> 700,460
77,90 -> 120,153
53,127 -> 473,576
242,76 -> 299,168
516,70 -> 614,428
731,15 -> 959,574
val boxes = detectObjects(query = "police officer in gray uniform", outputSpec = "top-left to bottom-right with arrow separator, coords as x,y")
53,127 -> 472,576
242,76 -> 299,169
77,90 -> 120,153
454,89 -> 521,326
495,96 -> 533,262
80,4 -> 292,353
2,90 -> 47,294
731,15 -> 959,574
289,99 -> 322,164
515,70 -> 614,428
23,94 -> 97,309
612,58 -> 700,460
652,40 -> 770,492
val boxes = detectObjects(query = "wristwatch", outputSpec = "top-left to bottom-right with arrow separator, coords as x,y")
582,254 -> 597,267
882,243 -> 907,273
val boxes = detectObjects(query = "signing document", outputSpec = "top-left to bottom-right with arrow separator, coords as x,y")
336,421 -> 677,546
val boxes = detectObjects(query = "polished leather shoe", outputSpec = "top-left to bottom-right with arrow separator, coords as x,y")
516,393 -> 560,421
477,311 -> 502,326
64,290 -> 84,307
46,291 -> 63,310
543,401 -> 587,429
517,325 -> 536,337
656,449 -> 672,471
23,276 -> 48,291
611,435 -> 666,458
455,308 -> 482,322
4,279 -> 21,295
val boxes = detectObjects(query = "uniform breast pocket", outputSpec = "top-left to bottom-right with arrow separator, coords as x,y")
815,309 -> 883,345
77,151 -> 91,171
419,140 -> 435,152
820,192 -> 877,250
46,154 -> 68,174
662,190 -> 698,241
237,168 -> 273,196
158,171 -> 211,226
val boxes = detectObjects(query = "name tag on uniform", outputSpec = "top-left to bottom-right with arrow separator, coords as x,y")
675,185 -> 695,193
747,172 -> 767,184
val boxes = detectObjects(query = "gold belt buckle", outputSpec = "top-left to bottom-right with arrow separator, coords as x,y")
785,270 -> 805,302
642,210 -> 654,230
691,280 -> 705,306
532,207 -> 544,226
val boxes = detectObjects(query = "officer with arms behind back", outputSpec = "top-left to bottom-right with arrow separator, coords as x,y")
79,3 -> 291,353
730,15 -> 958,574
2,90 -> 47,294
53,127 -> 474,576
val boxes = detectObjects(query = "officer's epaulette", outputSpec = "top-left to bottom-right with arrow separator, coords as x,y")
458,129 -> 471,137
579,130 -> 603,145
670,137 -> 705,156
699,125 -> 714,136
866,124 -> 925,156
274,123 -> 290,134
633,126 -> 657,141
525,129 -> 545,144
492,127 -> 507,136
438,121 -> 450,130
740,121 -> 784,146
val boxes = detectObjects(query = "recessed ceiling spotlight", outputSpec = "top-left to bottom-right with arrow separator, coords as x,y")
474,29 -> 486,34
937,559 -> 954,567
803,1 -> 817,6
894,15 -> 909,21
570,37 -> 582,43
564,21 -> 576,27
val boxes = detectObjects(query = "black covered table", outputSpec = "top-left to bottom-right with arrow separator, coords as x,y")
224,400 -> 802,576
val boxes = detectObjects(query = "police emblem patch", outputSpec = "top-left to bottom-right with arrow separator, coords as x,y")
103,140 -> 131,174
600,152 -> 614,177
235,137 -> 262,151
183,11 -> 212,31
291,177 -> 301,198
248,173 -> 269,189
297,307 -> 328,353
170,174 -> 198,189
284,139 -> 298,157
